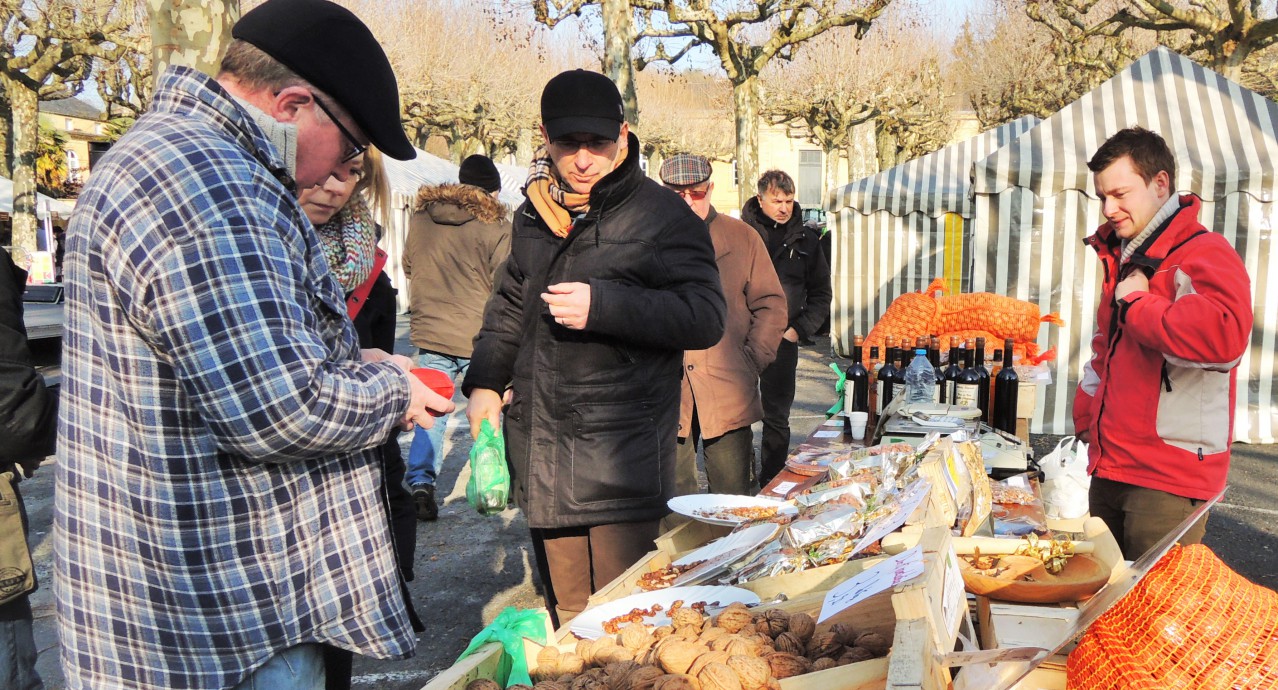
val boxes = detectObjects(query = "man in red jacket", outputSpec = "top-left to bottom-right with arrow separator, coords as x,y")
1076,127 -> 1253,559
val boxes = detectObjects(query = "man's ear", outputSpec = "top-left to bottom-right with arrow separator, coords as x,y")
539,124 -> 551,148
618,121 -> 630,141
1154,169 -> 1171,197
270,86 -> 313,124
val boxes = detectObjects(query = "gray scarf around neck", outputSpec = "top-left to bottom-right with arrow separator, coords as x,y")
1121,195 -> 1181,264
233,97 -> 299,184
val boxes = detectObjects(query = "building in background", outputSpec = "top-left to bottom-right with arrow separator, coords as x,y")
38,97 -> 111,188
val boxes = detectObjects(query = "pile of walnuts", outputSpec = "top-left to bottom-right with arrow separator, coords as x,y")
466,602 -> 891,690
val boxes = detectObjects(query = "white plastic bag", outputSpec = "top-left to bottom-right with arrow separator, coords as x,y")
1039,436 -> 1091,520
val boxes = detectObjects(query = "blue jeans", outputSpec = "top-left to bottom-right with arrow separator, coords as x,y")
232,644 -> 324,690
404,350 -> 469,487
0,596 -> 42,690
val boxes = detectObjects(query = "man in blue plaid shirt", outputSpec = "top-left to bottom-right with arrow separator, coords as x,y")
54,1 -> 452,688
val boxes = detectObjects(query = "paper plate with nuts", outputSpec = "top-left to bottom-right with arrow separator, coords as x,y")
570,585 -> 760,639
667,494 -> 798,526
669,523 -> 780,587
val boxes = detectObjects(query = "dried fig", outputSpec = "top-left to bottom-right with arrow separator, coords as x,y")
671,607 -> 705,631
763,652 -> 810,680
621,624 -> 654,652
714,605 -> 753,634
652,673 -> 701,690
687,650 -> 731,677
805,631 -> 843,660
726,655 -> 771,690
838,647 -> 876,665
467,680 -> 501,690
852,632 -> 890,657
771,632 -> 804,656
829,623 -> 857,647
656,641 -> 703,675
696,662 -> 743,690
810,658 -> 837,672
786,613 -> 815,643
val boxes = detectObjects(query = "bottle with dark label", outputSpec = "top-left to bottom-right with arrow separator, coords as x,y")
942,336 -> 962,404
954,346 -> 982,409
929,335 -> 944,403
974,336 -> 991,422
877,339 -> 898,415
993,338 -> 1019,434
891,340 -> 909,403
868,345 -> 881,422
847,335 -> 870,414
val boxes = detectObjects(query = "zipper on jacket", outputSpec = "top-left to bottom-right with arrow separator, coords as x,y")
1161,361 -> 1172,392
1198,448 -> 1205,462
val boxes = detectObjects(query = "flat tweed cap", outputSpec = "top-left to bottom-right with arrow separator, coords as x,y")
233,0 -> 416,160
659,153 -> 712,186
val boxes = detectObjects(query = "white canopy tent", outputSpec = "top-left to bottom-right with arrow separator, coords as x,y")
380,150 -> 521,312
969,47 -> 1278,443
826,116 -> 1039,356
0,176 -> 76,219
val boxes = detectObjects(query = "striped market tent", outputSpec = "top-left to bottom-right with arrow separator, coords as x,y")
381,150 -> 520,311
827,116 -> 1039,356
970,46 -> 1277,443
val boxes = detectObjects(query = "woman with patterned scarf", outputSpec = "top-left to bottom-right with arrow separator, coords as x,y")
298,148 -> 423,690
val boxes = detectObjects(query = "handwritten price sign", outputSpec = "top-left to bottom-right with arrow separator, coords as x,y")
818,545 -> 926,623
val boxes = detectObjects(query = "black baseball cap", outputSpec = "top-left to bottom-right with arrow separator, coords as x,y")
232,0 -> 416,160
540,70 -> 625,141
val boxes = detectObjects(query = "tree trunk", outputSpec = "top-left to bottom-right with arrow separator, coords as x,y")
148,0 -> 240,86
647,149 -> 663,180
874,120 -> 898,172
447,129 -> 468,164
732,76 -> 761,209
0,95 -> 11,179
823,146 -> 841,209
848,121 -> 877,178
7,78 -> 39,257
516,127 -> 535,166
601,0 -> 638,129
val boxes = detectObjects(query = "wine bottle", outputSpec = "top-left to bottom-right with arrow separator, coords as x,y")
974,337 -> 991,422
929,336 -> 944,404
891,341 -> 909,403
876,340 -> 898,415
847,336 -> 870,414
868,345 -> 881,422
993,338 -> 1019,434
942,336 -> 962,404
989,347 -> 1003,425
954,347 -> 982,409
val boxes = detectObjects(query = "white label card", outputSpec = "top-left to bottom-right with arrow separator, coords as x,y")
940,543 -> 969,644
818,545 -> 925,623
812,430 -> 841,438
769,481 -> 798,496
849,478 -> 932,558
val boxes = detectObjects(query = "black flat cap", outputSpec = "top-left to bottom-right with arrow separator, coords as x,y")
233,0 -> 416,160
540,70 -> 624,141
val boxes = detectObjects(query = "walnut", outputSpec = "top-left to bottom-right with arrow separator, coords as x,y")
467,680 -> 501,690
771,632 -> 804,656
708,634 -> 739,652
621,624 -> 654,652
578,638 -> 595,661
696,662 -> 743,690
805,631 -> 843,660
763,652 -> 810,680
838,647 -> 876,665
747,635 -> 774,652
714,605 -> 753,634
652,673 -> 701,690
656,641 -> 703,675
621,665 -> 666,690
829,623 -> 857,647
764,679 -> 781,690
596,646 -> 636,666
570,673 -> 609,690
852,632 -> 890,657
723,638 -> 758,658
687,650 -> 731,678
511,684 -> 534,690
559,653 -> 587,676
810,658 -> 838,672
726,655 -> 771,690
604,661 -> 641,680
671,607 -> 705,631
698,627 -> 728,645
761,610 -> 789,638
673,626 -> 702,643
787,613 -> 815,643
653,626 -> 676,640
535,681 -> 569,690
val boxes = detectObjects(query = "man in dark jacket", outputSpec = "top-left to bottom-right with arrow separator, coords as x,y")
403,154 -> 512,520
463,70 -> 726,626
1,248 -> 58,690
740,169 -> 832,484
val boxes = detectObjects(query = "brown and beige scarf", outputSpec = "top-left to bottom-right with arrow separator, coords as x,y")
524,146 -> 592,238
315,194 -> 377,293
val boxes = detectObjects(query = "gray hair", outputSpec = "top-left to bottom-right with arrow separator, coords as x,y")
218,40 -> 312,94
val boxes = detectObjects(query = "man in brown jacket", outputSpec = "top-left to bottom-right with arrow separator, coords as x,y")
402,154 -> 511,519
660,154 -> 786,495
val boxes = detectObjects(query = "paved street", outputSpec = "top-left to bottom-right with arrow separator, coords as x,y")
19,321 -> 1278,688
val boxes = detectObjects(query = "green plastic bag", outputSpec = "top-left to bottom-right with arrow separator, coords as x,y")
467,419 -> 510,515
455,607 -> 550,687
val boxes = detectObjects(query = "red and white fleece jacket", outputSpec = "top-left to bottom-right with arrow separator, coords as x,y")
1073,195 -> 1253,500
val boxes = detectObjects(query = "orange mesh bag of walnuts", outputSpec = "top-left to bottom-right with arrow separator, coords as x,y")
1066,544 -> 1278,690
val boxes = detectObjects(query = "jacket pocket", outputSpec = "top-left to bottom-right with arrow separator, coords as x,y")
569,399 -> 662,506
1155,360 -> 1231,455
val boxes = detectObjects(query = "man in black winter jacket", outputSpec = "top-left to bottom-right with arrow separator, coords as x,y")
740,170 -> 832,485
463,70 -> 726,627
1,249 -> 58,690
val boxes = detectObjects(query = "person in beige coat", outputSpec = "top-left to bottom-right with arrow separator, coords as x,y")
402,154 -> 511,519
660,153 -> 787,495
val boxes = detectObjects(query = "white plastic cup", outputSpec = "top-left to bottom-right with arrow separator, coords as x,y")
848,411 -> 869,440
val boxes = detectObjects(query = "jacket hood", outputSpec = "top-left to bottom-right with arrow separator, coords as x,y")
414,183 -> 508,225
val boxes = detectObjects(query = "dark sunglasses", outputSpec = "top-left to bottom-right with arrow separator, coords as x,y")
311,92 -> 366,163
667,186 -> 709,200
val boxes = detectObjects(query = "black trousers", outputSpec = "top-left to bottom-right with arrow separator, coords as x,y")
758,338 -> 799,485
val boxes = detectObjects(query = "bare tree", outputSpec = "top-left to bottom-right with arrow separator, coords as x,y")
872,57 -> 953,170
532,0 -> 893,207
147,0 -> 238,85
2,0 -> 134,255
636,68 -> 732,171
1027,0 -> 1278,80
533,0 -> 641,127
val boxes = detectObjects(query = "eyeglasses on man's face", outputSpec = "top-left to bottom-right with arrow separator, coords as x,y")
549,137 -> 617,155
666,186 -> 709,200
311,92 -> 366,164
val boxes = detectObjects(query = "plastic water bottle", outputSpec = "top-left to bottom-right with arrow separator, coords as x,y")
904,348 -> 937,405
